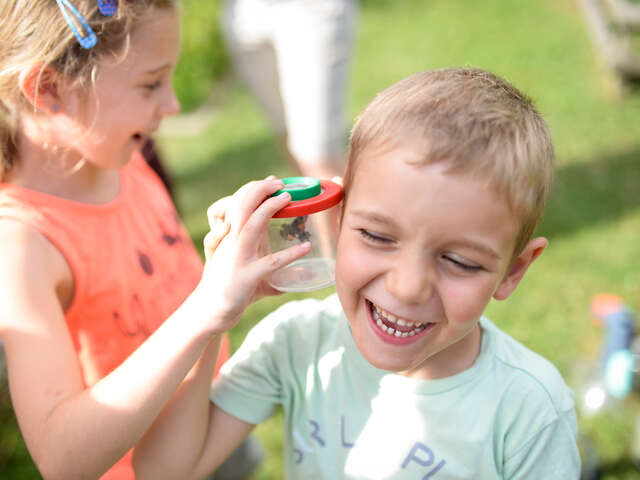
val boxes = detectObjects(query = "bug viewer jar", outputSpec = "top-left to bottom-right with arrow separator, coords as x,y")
268,177 -> 343,292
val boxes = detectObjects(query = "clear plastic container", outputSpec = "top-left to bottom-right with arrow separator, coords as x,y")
268,177 -> 343,292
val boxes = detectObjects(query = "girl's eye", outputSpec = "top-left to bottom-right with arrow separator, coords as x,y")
444,255 -> 482,272
143,80 -> 162,91
359,229 -> 392,244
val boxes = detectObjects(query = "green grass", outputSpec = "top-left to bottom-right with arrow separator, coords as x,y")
173,0 -> 228,111
2,0 -> 640,478
163,1 -> 640,478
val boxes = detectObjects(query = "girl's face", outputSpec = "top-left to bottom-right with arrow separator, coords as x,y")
57,7 -> 181,169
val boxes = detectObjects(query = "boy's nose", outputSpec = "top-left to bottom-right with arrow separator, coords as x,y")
385,251 -> 433,305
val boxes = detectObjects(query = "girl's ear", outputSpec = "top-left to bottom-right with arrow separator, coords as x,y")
18,64 -> 61,114
493,237 -> 547,301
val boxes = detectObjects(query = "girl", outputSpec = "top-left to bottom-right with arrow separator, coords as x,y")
0,1 -> 309,478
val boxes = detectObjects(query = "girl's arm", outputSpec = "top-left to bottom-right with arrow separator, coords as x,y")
0,219 -> 216,479
0,179 -> 307,479
133,336 -> 256,480
133,181 -> 298,479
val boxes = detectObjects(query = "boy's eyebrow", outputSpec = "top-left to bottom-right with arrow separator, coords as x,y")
452,240 -> 501,259
349,209 -> 398,228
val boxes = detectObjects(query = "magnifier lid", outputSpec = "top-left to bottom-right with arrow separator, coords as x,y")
272,177 -> 321,201
273,179 -> 342,218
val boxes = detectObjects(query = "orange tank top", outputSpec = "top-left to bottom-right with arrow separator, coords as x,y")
0,153 -> 230,479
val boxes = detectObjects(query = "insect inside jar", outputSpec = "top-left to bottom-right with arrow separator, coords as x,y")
279,215 -> 311,242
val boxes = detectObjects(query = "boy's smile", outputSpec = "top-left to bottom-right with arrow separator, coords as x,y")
335,145 -> 526,380
368,300 -> 435,344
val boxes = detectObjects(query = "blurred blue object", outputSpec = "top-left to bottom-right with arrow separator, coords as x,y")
601,309 -> 636,398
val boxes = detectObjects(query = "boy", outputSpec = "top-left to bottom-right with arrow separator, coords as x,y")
133,68 -> 580,479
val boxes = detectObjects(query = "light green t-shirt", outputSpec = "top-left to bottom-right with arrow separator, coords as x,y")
210,294 -> 580,479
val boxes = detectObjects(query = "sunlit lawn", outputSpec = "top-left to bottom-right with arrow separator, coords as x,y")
160,1 -> 640,478
1,0 -> 640,478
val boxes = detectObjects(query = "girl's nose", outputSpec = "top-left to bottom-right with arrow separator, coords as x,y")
385,251 -> 433,305
160,86 -> 180,117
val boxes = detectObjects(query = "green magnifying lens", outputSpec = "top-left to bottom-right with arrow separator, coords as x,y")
272,177 -> 321,201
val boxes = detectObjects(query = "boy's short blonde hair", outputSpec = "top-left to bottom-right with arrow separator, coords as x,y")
344,68 -> 554,259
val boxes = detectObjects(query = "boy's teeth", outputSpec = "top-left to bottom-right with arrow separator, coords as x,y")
373,303 -> 428,337
372,303 -> 423,327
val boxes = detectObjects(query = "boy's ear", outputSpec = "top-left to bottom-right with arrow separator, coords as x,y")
18,64 -> 61,113
493,237 -> 548,301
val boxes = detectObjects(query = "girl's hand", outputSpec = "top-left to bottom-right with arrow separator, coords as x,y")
194,179 -> 311,333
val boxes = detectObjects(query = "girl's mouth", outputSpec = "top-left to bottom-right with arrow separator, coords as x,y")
367,300 -> 434,344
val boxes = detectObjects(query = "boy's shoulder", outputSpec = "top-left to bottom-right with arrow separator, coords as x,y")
246,293 -> 344,347
480,317 -> 574,412
262,293 -> 343,328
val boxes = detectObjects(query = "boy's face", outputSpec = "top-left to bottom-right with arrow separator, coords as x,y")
335,145 -> 541,379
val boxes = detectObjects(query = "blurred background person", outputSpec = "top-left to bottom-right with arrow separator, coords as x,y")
220,0 -> 359,180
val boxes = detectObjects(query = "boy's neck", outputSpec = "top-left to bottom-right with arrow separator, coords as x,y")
401,322 -> 483,380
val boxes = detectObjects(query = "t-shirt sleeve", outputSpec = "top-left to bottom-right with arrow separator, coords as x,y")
209,294 -> 335,426
209,295 -> 341,425
209,310 -> 288,424
503,399 -> 581,479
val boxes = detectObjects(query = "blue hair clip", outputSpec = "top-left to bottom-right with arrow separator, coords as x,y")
98,0 -> 118,16
55,0 -> 98,49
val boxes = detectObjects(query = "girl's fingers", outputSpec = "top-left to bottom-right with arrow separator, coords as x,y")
206,196 -> 231,229
234,192 -> 291,257
250,242 -> 311,280
230,179 -> 285,233
203,232 -> 215,262
203,221 -> 231,261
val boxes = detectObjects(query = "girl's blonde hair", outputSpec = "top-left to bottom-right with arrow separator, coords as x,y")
0,0 -> 176,180
345,68 -> 555,259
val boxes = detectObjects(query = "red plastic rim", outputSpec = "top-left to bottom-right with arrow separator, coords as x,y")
272,180 -> 343,218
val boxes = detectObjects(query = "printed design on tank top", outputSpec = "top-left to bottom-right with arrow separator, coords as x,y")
113,294 -> 151,337
135,211 -> 185,276
114,206 -> 192,337
137,250 -> 154,275
160,210 -> 184,247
